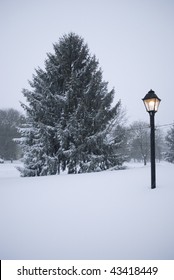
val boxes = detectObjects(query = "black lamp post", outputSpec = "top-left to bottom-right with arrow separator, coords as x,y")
142,89 -> 161,189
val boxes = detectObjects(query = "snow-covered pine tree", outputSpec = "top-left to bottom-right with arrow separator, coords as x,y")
165,124 -> 174,163
19,33 -> 125,176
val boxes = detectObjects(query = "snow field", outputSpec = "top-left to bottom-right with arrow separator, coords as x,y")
0,161 -> 174,259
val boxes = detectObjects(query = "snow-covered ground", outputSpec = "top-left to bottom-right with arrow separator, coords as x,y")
0,161 -> 174,260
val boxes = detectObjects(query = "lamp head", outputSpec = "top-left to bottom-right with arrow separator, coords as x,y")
142,89 -> 161,113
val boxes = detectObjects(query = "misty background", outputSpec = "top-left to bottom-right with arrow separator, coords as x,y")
0,0 -> 174,125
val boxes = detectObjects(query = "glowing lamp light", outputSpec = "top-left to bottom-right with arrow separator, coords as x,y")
142,89 -> 161,113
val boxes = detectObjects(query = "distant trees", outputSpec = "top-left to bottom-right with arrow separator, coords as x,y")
127,121 -> 165,165
0,108 -> 24,160
165,124 -> 174,163
128,121 -> 150,165
155,127 -> 165,162
18,33 -> 126,176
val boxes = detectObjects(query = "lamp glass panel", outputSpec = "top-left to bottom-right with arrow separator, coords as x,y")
154,99 -> 160,111
148,98 -> 156,111
144,98 -> 160,112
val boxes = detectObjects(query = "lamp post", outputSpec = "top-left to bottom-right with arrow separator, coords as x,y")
142,89 -> 161,189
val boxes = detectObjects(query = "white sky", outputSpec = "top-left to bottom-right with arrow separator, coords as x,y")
0,0 -> 174,126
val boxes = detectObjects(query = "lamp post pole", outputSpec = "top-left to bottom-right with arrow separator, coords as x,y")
142,89 -> 161,189
149,111 -> 156,189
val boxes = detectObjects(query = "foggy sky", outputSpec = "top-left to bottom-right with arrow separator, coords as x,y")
0,0 -> 174,126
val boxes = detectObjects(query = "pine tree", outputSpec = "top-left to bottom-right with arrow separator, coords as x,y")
19,33 -> 124,176
165,124 -> 174,163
